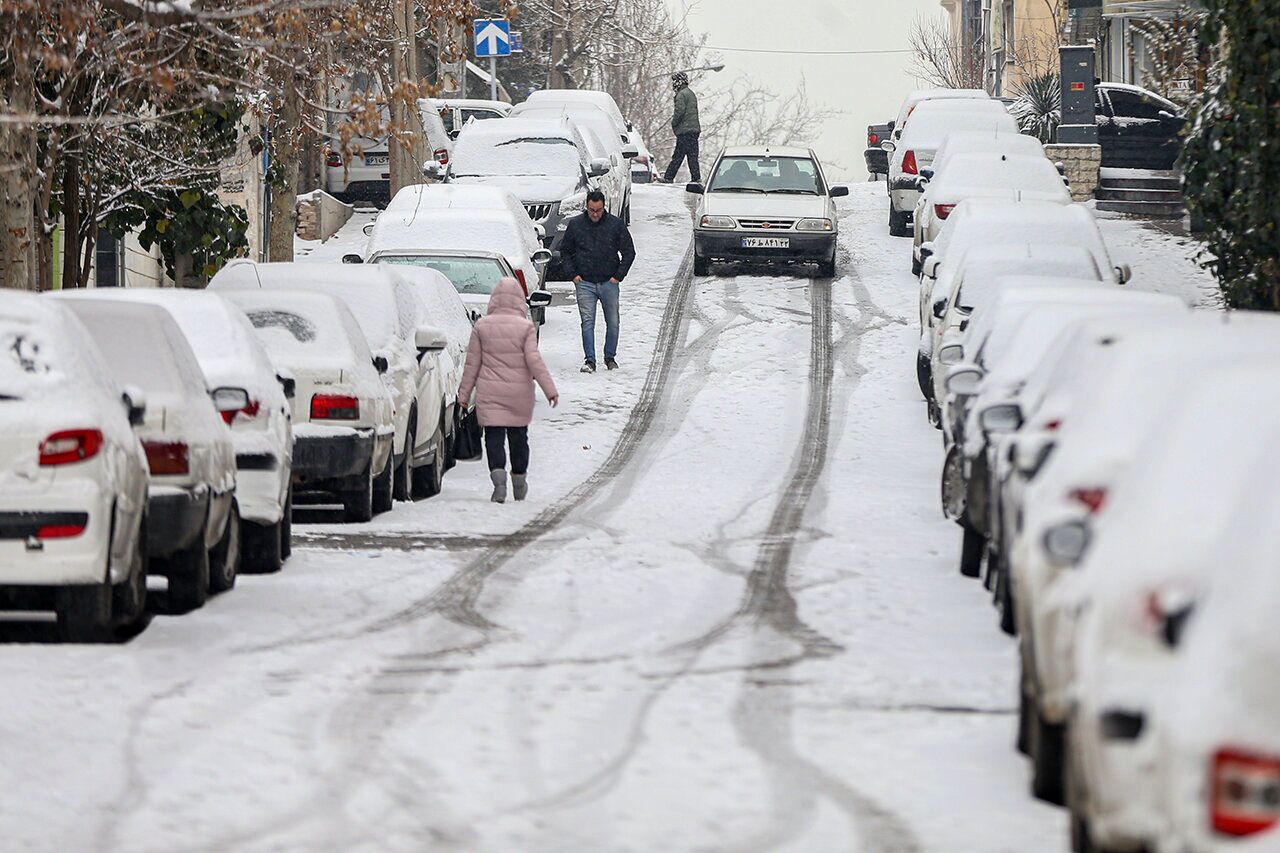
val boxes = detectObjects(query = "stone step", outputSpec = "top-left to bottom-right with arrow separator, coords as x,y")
1099,176 -> 1182,191
1096,199 -> 1187,219
1096,187 -> 1184,203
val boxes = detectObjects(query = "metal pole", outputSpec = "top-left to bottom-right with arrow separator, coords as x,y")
489,55 -> 497,101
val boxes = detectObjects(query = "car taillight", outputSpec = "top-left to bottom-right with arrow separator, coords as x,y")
326,151 -> 343,168
39,429 -> 103,466
434,147 -> 449,165
220,399 -> 261,426
934,203 -> 955,220
513,269 -> 529,297
1069,487 -> 1108,514
311,394 -> 359,420
868,132 -> 879,146
1212,748 -> 1280,837
37,523 -> 86,539
903,150 -> 918,175
143,441 -> 189,475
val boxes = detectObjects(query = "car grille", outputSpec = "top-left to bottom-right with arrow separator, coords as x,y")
524,203 -> 554,221
736,218 -> 796,230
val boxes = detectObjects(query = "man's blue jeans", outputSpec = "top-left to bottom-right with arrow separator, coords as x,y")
575,280 -> 620,363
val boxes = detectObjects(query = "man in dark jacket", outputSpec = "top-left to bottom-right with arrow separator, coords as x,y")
559,190 -> 637,373
661,71 -> 701,184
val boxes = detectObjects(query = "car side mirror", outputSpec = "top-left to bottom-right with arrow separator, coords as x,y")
938,343 -> 964,366
685,182 -> 705,194
589,158 -> 610,177
1042,519 -> 1091,567
211,386 -> 250,414
414,326 -> 448,352
423,160 -> 443,178
980,402 -> 1023,434
923,255 -> 941,280
1158,109 -> 1177,121
372,356 -> 389,374
527,291 -> 554,309
121,386 -> 147,427
276,374 -> 296,399
945,364 -> 983,396
880,139 -> 896,152
931,298 -> 947,320
920,241 -> 935,261
532,248 -> 553,266
622,146 -> 640,159
829,185 -> 849,198
1114,263 -> 1132,285
342,253 -> 364,264
1013,434 -> 1056,478
920,168 -> 935,181
533,223 -> 547,242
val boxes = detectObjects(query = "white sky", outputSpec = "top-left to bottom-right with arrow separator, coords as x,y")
671,0 -> 948,181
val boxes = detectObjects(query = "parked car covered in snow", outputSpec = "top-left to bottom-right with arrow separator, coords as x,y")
891,88 -> 990,143
628,128 -> 659,184
220,289 -> 395,523
523,88 -> 631,144
63,290 -> 295,573
325,99 -> 453,205
435,97 -> 511,139
56,298 -> 240,611
1095,82 -> 1186,171
0,295 -> 150,640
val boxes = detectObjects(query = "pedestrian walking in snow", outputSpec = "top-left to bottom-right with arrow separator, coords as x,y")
661,71 -> 701,184
457,277 -> 560,503
559,190 -> 636,373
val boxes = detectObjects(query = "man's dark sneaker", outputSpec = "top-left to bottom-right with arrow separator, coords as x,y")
581,360 -> 596,373
604,358 -> 618,370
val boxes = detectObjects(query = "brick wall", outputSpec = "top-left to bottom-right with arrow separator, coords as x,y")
1045,143 -> 1101,202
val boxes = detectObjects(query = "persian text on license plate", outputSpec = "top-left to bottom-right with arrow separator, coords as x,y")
365,155 -> 389,166
742,237 -> 789,249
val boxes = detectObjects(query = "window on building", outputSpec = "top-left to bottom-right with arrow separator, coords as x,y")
95,229 -> 124,288
1002,1 -> 1015,58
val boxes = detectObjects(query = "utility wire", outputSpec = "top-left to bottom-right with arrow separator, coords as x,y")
694,44 -> 914,56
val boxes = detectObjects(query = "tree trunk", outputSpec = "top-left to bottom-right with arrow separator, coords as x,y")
0,70 -> 38,291
61,155 -> 82,290
268,78 -> 301,263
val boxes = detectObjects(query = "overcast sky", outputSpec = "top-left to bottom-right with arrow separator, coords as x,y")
671,0 -> 947,180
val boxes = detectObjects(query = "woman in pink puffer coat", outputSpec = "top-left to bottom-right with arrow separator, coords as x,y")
457,277 -> 560,503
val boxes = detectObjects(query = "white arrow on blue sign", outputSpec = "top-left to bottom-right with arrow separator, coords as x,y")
474,19 -> 511,58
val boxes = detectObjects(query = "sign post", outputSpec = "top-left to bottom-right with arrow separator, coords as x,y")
473,18 -> 511,102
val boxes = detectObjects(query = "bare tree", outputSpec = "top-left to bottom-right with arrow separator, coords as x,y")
909,14 -> 984,89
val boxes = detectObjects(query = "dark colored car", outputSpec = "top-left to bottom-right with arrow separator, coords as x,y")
1096,84 -> 1186,170
865,121 -> 894,177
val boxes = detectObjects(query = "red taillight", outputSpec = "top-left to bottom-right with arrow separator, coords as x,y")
1069,488 -> 1108,514
868,132 -> 879,146
1212,748 -> 1280,837
934,203 -> 955,220
39,429 -> 103,466
311,394 -> 359,420
37,523 -> 86,539
143,441 -> 189,476
903,150 -> 918,175
434,147 -> 449,165
326,151 -> 343,168
513,269 -> 529,297
220,399 -> 261,426
1045,419 -> 1062,432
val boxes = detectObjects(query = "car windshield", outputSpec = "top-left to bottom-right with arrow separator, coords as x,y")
378,256 -> 507,296
0,319 -> 63,400
451,136 -> 580,177
708,156 -> 822,194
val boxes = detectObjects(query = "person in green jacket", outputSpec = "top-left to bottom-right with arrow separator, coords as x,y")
661,71 -> 701,183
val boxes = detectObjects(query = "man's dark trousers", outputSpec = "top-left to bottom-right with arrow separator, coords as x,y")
664,133 -> 701,183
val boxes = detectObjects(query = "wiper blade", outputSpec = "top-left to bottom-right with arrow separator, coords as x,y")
765,188 -> 818,195
711,186 -> 765,193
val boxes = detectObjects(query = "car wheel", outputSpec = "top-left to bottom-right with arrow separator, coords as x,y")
56,583 -> 110,642
280,486 -> 293,559
111,518 -> 148,628
960,520 -> 984,578
817,254 -> 836,278
208,501 -> 240,594
393,411 -> 415,502
888,206 -> 911,237
997,560 -> 1017,636
341,465 -> 375,523
911,254 -> 922,276
372,455 -> 394,514
1030,701 -> 1067,805
1017,675 -> 1033,756
916,351 -> 933,401
623,202 -> 631,225
443,406 -> 458,472
242,503 -> 284,575
412,423 -> 446,499
693,254 -> 710,276
165,531 -> 211,613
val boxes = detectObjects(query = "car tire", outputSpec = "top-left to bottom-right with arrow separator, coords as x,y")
412,422 -> 446,499
111,518 -> 148,629
280,486 -> 293,558
916,351 -> 933,401
888,206 -> 912,237
996,559 -> 1017,636
623,202 -> 631,225
341,465 -> 375,523
1030,702 -> 1067,805
911,254 -> 922,276
165,531 -> 210,613
960,520 -> 983,578
372,455 -> 394,515
394,410 -> 416,502
817,254 -> 836,278
242,517 -> 284,574
693,254 -> 710,276
443,406 -> 458,472
1017,677 -> 1033,757
56,583 -> 110,642
209,501 -> 240,594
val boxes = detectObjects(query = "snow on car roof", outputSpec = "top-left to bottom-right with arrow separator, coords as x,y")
524,89 -> 625,126
951,245 -> 1103,310
511,105 -> 622,154
381,266 -> 472,351
899,101 -> 1017,149
367,208 -> 528,264
936,201 -> 1109,268
384,184 -> 526,223
451,117 -> 590,176
933,131 -> 1044,166
0,294 -> 99,400
220,289 -> 371,368
720,145 -> 813,159
929,153 -> 1071,202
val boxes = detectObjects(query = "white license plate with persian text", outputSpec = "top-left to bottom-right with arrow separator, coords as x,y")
742,237 -> 789,249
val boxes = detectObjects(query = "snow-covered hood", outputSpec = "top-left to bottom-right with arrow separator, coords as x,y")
450,175 -> 578,204
702,193 -> 830,220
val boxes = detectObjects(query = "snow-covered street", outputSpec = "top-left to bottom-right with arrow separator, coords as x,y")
0,183 -> 1215,852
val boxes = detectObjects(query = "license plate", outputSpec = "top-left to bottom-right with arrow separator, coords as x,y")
742,237 -> 789,249
365,154 -> 388,166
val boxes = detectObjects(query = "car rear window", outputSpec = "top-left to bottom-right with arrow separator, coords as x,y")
242,307 -> 356,364
452,135 -> 581,177
0,317 -> 66,399
72,310 -> 200,396
378,256 -> 506,296
708,156 -> 822,195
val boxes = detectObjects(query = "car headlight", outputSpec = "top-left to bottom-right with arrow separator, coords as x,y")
795,218 -> 833,232
700,215 -> 735,230
558,193 -> 587,215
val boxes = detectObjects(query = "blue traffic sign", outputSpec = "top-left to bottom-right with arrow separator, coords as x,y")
510,31 -> 524,54
474,19 -> 511,58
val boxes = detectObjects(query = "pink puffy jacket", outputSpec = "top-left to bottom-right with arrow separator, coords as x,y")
458,277 -> 559,427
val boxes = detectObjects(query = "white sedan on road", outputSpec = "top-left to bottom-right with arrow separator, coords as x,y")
0,294 -> 150,640
687,145 -> 849,277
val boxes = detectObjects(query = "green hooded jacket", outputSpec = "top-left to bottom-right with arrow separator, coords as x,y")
671,87 -> 701,136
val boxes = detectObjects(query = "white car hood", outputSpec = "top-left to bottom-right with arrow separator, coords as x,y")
702,193 -> 828,219
450,175 -> 578,204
